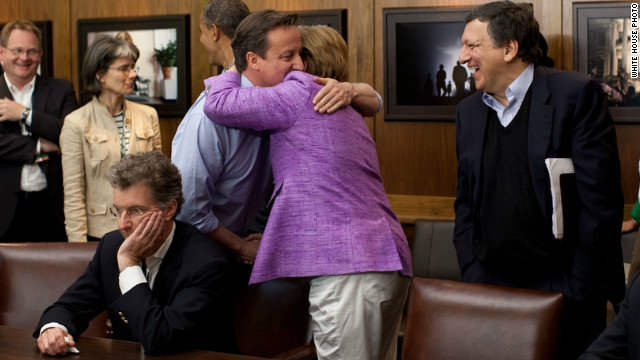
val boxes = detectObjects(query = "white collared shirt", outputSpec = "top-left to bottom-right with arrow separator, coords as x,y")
119,221 -> 176,293
4,73 -> 46,192
481,63 -> 535,127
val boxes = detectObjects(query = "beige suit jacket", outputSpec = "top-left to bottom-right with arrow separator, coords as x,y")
60,97 -> 162,242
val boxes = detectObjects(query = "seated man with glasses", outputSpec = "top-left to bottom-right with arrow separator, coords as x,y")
34,151 -> 234,356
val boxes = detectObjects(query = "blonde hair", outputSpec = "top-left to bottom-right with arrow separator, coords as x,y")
299,25 -> 348,82
1,20 -> 42,48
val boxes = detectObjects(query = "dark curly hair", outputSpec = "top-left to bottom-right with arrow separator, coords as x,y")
107,151 -> 184,218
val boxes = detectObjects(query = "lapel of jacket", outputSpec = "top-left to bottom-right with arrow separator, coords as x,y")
528,66 -> 554,214
31,75 -> 50,112
152,222 -> 186,305
0,76 -> 13,100
470,96 -> 489,206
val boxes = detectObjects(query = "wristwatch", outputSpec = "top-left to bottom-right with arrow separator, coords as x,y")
21,107 -> 31,120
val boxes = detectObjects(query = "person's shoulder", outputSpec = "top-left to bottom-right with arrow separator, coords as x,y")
63,101 -> 93,123
125,99 -> 158,118
175,221 -> 228,261
536,66 -> 592,87
178,94 -> 243,136
457,90 -> 484,110
36,75 -> 74,89
97,229 -> 125,252
284,70 -> 314,84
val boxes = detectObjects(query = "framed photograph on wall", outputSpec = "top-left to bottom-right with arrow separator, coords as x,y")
0,20 -> 53,77
574,2 -> 640,123
77,15 -> 191,117
296,9 -> 348,40
383,7 -> 472,121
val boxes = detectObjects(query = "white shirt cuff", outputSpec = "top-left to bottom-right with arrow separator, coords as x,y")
119,265 -> 147,294
25,110 -> 33,127
40,322 -> 68,336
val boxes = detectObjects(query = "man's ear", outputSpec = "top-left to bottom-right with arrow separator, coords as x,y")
163,199 -> 177,221
246,51 -> 260,70
503,39 -> 519,63
208,23 -> 220,41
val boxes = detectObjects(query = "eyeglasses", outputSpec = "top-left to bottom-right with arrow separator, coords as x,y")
4,47 -> 40,58
109,205 -> 158,220
108,65 -> 139,75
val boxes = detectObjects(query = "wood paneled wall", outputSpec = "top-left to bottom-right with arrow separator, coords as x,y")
3,0 -> 639,209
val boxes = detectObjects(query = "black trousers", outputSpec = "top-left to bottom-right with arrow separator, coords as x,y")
0,190 -> 67,242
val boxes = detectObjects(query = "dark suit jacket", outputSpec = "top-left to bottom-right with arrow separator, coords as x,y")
580,274 -> 640,359
34,221 -> 234,355
453,66 -> 625,303
0,75 -> 78,236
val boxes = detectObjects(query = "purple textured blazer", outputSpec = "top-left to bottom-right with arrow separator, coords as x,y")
204,71 -> 412,284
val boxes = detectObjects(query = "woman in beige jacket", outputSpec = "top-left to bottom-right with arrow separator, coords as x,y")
60,35 -> 161,242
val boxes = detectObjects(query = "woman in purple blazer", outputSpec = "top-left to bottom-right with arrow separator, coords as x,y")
203,11 -> 412,360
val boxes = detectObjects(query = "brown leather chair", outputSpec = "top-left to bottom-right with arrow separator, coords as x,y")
233,278 -> 316,360
0,242 -> 110,338
402,278 -> 564,360
399,219 -> 460,342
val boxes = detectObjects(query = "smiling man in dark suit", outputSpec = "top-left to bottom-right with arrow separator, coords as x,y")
0,20 -> 78,243
34,151 -> 233,356
453,1 -> 624,359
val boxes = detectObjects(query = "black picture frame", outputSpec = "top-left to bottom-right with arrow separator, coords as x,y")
574,2 -> 640,123
77,15 -> 191,118
0,20 -> 53,77
383,7 -> 473,121
296,9 -> 348,40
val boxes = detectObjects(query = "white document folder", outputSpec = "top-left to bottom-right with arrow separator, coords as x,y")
545,158 -> 575,239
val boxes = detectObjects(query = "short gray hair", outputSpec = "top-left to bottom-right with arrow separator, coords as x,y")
81,35 -> 140,96
107,151 -> 184,218
202,0 -> 250,39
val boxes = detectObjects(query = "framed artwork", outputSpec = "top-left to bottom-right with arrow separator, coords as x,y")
77,15 -> 191,117
383,7 -> 472,121
574,2 -> 640,122
296,9 -> 348,40
0,20 -> 53,77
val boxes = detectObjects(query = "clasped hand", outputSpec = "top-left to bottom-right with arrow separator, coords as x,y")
0,97 -> 25,122
37,326 -> 76,356
238,233 -> 262,265
312,77 -> 353,114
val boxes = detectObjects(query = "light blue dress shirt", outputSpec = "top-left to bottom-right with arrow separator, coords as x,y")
172,75 -> 272,236
482,63 -> 535,127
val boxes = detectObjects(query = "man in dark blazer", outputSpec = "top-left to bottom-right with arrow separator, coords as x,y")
34,152 -> 233,356
454,2 -> 624,359
580,273 -> 640,359
0,20 -> 78,243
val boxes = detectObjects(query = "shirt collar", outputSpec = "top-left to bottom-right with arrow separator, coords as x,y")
240,73 -> 253,88
4,72 -> 36,94
149,221 -> 176,261
482,63 -> 534,110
